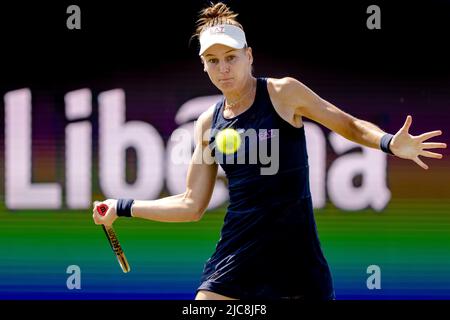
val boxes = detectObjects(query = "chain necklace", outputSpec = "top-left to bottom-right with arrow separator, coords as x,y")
224,79 -> 256,109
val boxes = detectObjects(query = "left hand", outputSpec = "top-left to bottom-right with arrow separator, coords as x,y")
390,115 -> 447,170
92,199 -> 118,226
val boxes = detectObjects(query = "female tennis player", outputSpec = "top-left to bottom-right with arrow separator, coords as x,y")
93,2 -> 446,300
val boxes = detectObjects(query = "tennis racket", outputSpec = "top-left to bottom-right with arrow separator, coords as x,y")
95,202 -> 131,273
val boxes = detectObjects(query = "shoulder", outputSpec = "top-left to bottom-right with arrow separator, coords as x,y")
265,77 -> 323,127
266,77 -> 307,100
267,77 -> 296,89
266,76 -> 321,114
264,77 -> 310,128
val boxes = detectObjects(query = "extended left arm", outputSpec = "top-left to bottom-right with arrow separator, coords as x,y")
279,77 -> 447,169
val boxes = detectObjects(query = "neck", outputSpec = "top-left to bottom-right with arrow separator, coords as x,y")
224,76 -> 256,109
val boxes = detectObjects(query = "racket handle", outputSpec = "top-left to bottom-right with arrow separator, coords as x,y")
95,202 -> 131,273
102,225 -> 131,273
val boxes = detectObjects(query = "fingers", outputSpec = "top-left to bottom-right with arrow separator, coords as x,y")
420,150 -> 443,159
413,156 -> 429,170
422,142 -> 447,149
92,199 -> 117,226
401,115 -> 413,132
92,200 -> 105,225
92,212 -> 101,225
418,130 -> 442,142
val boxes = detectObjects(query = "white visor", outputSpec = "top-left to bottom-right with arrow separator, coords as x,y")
199,24 -> 247,56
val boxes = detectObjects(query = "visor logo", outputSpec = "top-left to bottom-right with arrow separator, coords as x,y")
210,26 -> 225,34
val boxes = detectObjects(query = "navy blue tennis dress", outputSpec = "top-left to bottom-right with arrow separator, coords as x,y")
197,77 -> 335,300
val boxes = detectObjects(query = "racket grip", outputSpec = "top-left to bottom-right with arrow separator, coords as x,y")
95,201 -> 131,273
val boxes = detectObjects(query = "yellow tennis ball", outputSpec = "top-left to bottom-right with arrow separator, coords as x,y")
216,128 -> 242,155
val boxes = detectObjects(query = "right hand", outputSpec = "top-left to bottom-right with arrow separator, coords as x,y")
92,199 -> 118,226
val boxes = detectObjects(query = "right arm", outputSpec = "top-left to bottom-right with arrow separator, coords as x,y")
93,107 -> 218,225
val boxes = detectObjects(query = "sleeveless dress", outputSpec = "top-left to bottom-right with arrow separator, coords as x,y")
197,77 -> 335,300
